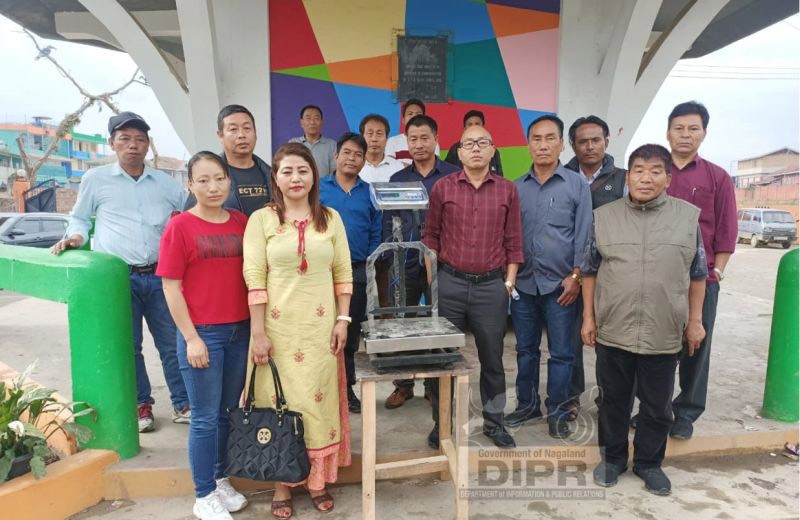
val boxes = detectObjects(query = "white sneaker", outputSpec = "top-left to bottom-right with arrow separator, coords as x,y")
193,491 -> 233,520
215,477 -> 248,512
172,407 -> 191,424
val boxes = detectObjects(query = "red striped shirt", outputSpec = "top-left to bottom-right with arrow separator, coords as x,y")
422,171 -> 524,273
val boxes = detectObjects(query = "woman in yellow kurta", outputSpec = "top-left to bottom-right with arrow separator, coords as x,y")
243,143 -> 352,518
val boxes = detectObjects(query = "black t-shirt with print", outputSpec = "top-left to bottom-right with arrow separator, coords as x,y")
231,164 -> 269,216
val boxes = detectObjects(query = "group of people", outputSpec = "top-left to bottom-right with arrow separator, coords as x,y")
49,96 -> 736,518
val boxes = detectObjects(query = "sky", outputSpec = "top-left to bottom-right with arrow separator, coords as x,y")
0,12 -> 798,173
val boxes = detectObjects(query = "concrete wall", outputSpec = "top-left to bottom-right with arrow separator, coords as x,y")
56,188 -> 78,214
736,184 -> 800,220
268,0 -> 560,179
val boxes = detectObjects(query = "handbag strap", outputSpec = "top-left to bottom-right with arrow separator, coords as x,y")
245,358 -> 288,413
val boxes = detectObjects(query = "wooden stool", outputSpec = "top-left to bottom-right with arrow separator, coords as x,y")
356,353 -> 470,520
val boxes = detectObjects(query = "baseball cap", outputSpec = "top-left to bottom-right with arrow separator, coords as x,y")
108,111 -> 151,134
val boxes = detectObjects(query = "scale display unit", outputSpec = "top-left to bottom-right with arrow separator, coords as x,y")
362,182 -> 464,370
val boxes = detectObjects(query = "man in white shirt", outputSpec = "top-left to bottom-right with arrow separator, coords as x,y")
385,99 -> 440,166
358,113 -> 403,183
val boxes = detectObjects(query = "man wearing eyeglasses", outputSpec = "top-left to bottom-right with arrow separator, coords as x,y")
507,115 -> 592,439
382,115 -> 459,411
422,125 -> 523,449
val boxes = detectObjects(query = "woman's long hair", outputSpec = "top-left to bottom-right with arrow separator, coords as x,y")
268,142 -> 329,232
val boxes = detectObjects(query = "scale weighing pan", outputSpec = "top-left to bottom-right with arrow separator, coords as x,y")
361,316 -> 465,354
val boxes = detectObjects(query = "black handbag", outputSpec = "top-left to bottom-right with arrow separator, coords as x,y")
225,359 -> 311,483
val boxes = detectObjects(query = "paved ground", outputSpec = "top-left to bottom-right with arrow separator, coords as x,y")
1,245 -> 798,519
69,452 -> 799,519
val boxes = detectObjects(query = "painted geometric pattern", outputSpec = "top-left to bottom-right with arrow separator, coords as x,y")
269,0 -> 559,179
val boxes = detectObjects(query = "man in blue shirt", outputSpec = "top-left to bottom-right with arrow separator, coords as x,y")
508,115 -> 592,439
320,132 -> 382,414
51,112 -> 189,434
382,115 -> 459,410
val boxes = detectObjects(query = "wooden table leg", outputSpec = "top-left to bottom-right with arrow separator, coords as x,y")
454,375 -> 469,520
438,375 -> 452,480
361,380 -> 376,520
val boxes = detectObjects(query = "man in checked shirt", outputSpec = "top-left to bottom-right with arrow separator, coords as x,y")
422,124 -> 524,449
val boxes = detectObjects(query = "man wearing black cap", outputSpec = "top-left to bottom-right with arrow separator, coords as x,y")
52,111 -> 190,434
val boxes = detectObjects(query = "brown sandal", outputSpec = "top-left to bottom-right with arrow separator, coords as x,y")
309,490 -> 334,513
271,497 -> 293,519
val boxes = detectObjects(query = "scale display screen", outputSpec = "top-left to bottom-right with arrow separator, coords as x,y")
370,182 -> 429,210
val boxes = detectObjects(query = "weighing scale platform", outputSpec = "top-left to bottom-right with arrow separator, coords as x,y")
361,317 -> 465,354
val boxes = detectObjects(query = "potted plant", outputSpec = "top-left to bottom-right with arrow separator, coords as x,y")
0,362 -> 96,481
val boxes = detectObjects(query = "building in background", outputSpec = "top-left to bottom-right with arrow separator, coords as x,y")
734,147 -> 799,219
0,116 -> 109,188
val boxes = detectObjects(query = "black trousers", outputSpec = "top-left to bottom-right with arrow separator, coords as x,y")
345,281 -> 367,388
673,282 -> 719,424
430,268 -> 509,429
596,343 -> 678,469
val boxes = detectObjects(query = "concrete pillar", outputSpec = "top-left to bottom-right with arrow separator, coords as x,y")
208,0 -> 272,161
175,0 -> 222,152
558,0 -> 731,161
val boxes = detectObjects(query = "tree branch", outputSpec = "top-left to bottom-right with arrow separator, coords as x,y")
20,29 -> 147,185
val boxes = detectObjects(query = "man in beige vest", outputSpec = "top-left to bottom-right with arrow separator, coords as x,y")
581,144 -> 707,496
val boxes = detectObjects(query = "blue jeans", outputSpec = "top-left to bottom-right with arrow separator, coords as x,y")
130,273 -> 189,409
510,287 -> 578,419
177,321 -> 250,498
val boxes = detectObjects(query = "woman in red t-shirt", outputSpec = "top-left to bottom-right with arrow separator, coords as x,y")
157,151 -> 251,520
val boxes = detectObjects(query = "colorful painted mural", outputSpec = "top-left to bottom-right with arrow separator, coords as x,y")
269,0 -> 560,179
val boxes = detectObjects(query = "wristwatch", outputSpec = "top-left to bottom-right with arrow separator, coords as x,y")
714,267 -> 725,281
336,315 -> 352,323
570,272 -> 583,284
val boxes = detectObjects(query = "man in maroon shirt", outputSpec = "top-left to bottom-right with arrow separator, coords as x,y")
423,125 -> 524,449
662,101 -> 737,440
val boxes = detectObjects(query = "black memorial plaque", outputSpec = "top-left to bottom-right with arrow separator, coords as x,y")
397,36 -> 448,103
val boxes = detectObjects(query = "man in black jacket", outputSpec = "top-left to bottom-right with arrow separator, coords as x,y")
564,115 -> 626,420
185,105 -> 272,215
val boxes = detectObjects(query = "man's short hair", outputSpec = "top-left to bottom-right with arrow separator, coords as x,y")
402,98 -> 426,115
217,105 -> 255,131
668,101 -> 710,129
628,144 -> 672,171
463,110 -> 485,127
527,114 -> 564,139
300,104 -> 324,119
405,114 -> 438,135
568,115 -> 610,145
359,113 -> 390,135
336,132 -> 368,154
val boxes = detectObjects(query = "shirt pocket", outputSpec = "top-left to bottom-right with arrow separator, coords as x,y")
546,198 -> 575,229
689,186 -> 714,211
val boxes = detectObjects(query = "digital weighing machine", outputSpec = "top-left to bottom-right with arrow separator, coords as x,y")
361,182 -> 465,370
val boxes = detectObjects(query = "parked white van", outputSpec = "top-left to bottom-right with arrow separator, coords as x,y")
737,208 -> 797,249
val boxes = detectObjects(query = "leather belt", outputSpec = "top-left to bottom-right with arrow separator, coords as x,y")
129,263 -> 157,274
439,262 -> 503,283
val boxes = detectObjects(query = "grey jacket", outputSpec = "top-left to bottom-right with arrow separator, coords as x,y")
585,192 -> 708,354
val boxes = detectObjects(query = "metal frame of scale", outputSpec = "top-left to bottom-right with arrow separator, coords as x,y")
361,182 -> 465,369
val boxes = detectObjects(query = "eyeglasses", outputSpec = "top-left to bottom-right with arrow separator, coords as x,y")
459,138 -> 493,150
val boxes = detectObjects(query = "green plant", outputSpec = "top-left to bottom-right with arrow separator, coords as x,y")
0,362 -> 96,480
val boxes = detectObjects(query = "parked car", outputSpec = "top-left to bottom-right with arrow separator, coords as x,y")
0,212 -> 69,248
737,208 -> 797,249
